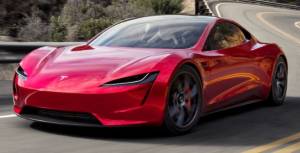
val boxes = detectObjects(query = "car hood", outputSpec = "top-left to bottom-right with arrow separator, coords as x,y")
23,45 -> 177,92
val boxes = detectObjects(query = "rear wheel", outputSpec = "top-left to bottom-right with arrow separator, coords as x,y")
163,65 -> 202,135
268,57 -> 287,105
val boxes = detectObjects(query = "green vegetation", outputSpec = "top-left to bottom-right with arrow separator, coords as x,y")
49,16 -> 67,42
77,18 -> 113,41
0,0 -> 183,41
132,0 -> 183,14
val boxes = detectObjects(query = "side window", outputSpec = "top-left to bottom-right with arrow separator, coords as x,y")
204,22 -> 248,51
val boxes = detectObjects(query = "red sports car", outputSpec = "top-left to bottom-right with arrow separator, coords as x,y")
13,15 -> 287,135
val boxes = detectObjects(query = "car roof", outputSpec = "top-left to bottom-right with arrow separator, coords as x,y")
127,15 -> 217,24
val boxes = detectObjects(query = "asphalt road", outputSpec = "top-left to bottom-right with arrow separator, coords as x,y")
1,2 -> 300,153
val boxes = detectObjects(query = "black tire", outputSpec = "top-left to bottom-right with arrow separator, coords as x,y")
268,57 -> 288,106
163,65 -> 202,135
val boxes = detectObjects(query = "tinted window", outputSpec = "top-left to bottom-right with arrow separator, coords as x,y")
204,22 -> 247,51
90,17 -> 208,49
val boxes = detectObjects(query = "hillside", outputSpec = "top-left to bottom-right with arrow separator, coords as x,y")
0,0 -> 183,41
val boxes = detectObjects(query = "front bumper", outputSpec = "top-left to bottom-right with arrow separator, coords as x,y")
13,75 -> 165,127
15,106 -> 103,127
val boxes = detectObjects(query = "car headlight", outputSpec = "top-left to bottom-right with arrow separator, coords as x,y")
16,66 -> 28,80
102,72 -> 159,86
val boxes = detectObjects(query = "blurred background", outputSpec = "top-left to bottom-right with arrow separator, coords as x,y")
1,0 -> 299,42
0,0 -> 185,42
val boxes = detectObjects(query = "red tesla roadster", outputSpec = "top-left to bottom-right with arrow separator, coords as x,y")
13,15 -> 288,134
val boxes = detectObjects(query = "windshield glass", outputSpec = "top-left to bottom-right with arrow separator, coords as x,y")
90,16 -> 208,49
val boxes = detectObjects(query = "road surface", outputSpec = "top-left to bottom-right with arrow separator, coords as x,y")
1,2 -> 300,153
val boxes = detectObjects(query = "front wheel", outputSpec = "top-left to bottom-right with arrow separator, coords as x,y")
163,65 -> 202,135
268,57 -> 288,105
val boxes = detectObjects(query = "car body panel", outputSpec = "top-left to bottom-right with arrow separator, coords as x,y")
13,15 -> 286,127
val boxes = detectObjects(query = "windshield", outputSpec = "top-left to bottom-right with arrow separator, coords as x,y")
90,17 -> 208,49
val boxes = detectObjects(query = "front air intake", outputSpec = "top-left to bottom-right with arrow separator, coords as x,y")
20,106 -> 101,127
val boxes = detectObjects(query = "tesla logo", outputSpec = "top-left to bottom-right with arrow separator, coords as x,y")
59,75 -> 69,81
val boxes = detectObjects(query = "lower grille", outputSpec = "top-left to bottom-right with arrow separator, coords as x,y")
20,106 -> 101,126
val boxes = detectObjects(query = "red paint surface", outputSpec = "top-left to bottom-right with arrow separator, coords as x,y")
13,17 -> 286,126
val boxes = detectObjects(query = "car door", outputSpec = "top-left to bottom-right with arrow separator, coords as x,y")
201,21 -> 263,112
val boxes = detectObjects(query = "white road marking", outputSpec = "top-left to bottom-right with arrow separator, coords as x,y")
243,132 -> 300,153
256,12 -> 300,45
215,3 -> 223,17
215,2 -> 300,44
0,114 -> 16,119
203,0 -> 215,16
295,21 -> 300,29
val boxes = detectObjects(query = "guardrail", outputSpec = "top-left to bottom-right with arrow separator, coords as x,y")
196,0 -> 213,15
220,0 -> 299,9
0,42 -> 81,63
197,0 -> 300,15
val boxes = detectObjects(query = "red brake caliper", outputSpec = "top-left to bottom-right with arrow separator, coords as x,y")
184,76 -> 192,112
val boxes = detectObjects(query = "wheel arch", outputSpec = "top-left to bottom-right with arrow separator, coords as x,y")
181,62 -> 204,84
279,54 -> 288,72
271,54 -> 288,81
162,61 -> 204,134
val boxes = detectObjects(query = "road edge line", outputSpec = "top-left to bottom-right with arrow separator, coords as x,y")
257,12 -> 300,45
0,114 -> 16,119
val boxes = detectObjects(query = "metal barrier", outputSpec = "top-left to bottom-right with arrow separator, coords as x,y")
197,0 -> 300,15
196,0 -> 213,15
229,0 -> 300,10
0,42 -> 80,63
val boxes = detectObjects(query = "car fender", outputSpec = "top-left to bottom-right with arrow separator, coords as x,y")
20,46 -> 58,76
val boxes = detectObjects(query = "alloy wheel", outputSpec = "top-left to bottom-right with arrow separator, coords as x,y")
274,62 -> 287,99
168,72 -> 200,128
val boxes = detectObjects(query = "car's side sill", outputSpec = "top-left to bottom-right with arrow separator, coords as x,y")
202,99 -> 263,117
